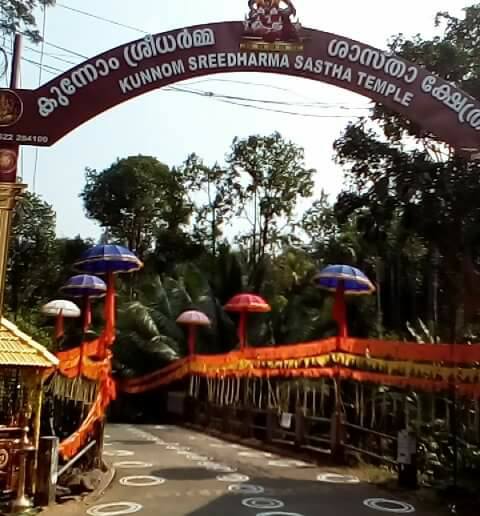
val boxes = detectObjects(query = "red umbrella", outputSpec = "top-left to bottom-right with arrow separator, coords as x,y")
176,310 -> 211,356
224,293 -> 271,351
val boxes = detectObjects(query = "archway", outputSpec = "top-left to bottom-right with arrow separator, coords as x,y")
0,19 -> 478,167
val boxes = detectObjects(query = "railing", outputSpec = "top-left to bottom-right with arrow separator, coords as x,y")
57,439 -> 97,478
344,422 -> 397,464
185,399 -> 405,468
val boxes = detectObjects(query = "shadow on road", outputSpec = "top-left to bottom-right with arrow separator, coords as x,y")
152,467 -> 219,481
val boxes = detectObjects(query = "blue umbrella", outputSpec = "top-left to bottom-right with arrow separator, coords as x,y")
60,274 -> 107,298
314,265 -> 375,295
74,244 -> 142,275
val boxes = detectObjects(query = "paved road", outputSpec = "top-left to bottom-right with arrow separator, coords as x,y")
85,423 -> 439,516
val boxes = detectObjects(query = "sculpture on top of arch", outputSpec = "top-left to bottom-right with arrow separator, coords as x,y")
244,0 -> 302,44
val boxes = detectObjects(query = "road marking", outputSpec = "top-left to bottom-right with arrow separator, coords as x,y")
120,476 -> 165,487
238,451 -> 272,458
86,502 -> 142,516
242,498 -> 285,509
199,462 -> 237,473
363,499 -> 415,513
113,461 -> 153,469
317,473 -> 360,484
267,460 -> 310,468
217,473 -> 250,482
228,484 -> 265,495
256,513 -> 304,516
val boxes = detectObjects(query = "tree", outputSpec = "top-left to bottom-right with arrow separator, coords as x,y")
6,191 -> 57,315
227,132 -> 316,266
114,267 -> 237,377
0,1 -> 56,43
81,156 -> 191,259
178,154 -> 238,257
370,4 -> 480,148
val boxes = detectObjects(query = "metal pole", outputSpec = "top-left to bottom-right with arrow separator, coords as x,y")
10,34 -> 22,89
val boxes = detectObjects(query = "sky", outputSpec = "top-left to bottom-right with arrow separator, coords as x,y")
8,0 -> 474,239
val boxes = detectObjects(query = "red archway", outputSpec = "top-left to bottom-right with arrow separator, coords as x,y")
0,20 -> 479,178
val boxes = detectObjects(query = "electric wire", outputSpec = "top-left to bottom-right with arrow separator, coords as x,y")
28,4 -> 372,114
25,45 -> 78,66
33,6 -> 48,193
57,3 -> 148,35
9,4 -> 371,122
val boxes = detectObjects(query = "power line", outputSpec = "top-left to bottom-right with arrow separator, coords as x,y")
214,97 -> 364,119
25,45 -> 78,66
43,40 -> 88,60
168,85 -> 370,110
57,2 -> 148,35
4,50 -> 63,74
33,6 -> 48,194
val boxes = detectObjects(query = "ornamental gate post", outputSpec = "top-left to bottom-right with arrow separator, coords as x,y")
0,34 -> 26,317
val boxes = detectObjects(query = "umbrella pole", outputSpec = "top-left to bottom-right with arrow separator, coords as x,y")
188,325 -> 197,356
102,271 -> 116,358
239,311 -> 247,351
333,282 -> 347,351
79,296 -> 91,376
55,310 -> 64,340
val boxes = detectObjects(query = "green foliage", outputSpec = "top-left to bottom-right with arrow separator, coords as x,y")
227,132 -> 316,264
178,154 -> 238,257
81,156 -> 191,258
0,0 -> 55,43
7,191 -> 57,314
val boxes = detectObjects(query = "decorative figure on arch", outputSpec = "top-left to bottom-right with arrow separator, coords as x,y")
244,0 -> 301,43
0,90 -> 23,127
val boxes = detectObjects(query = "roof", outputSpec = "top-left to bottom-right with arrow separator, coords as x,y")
0,318 -> 59,368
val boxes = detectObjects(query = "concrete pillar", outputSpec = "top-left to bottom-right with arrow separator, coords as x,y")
35,437 -> 59,507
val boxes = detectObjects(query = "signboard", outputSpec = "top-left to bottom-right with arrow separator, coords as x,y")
0,2 -> 478,156
280,412 -> 293,429
397,429 -> 417,465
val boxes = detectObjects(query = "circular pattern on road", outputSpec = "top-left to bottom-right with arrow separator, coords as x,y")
86,502 -> 142,516
217,473 -> 250,483
363,499 -> 415,513
228,484 -> 265,495
200,462 -> 237,473
242,498 -> 285,509
113,461 -> 153,469
317,473 -> 360,484
267,460 -> 310,468
238,451 -> 272,458
256,513 -> 304,516
120,476 -> 166,487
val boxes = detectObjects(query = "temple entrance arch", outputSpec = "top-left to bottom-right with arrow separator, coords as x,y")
0,2 -> 479,183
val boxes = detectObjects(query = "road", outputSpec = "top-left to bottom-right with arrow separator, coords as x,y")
83,423 -> 439,516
